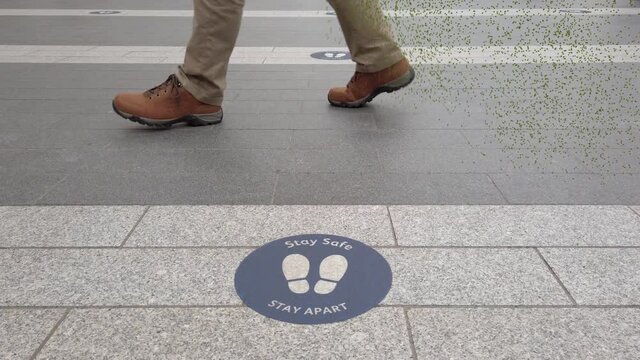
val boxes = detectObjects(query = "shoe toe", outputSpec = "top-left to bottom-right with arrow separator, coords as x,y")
327,87 -> 354,103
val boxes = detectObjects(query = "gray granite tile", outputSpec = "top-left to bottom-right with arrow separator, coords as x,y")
0,149 -> 84,174
0,249 -> 248,306
273,172 -> 382,205
390,205 -> 640,246
632,207 -> 640,216
409,308 -> 640,360
381,248 -> 571,305
0,171 -> 67,205
224,100 -> 303,114
0,130 -> 113,149
0,309 -> 65,360
76,149 -> 292,174
292,148 -> 381,173
291,130 -> 374,150
367,130 -> 471,150
0,206 -> 145,247
490,173 -> 623,204
128,205 -> 393,246
609,175 -> 640,205
106,129 -> 292,150
377,173 -> 506,205
540,248 -> 640,305
37,308 -> 411,359
229,89 -> 327,101
38,171 -> 276,205
222,113 -> 376,131
379,148 -> 513,173
0,99 -> 112,115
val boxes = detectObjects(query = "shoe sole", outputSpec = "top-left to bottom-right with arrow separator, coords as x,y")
112,101 -> 223,128
328,66 -> 416,108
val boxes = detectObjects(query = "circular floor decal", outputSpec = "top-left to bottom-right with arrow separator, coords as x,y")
559,9 -> 591,14
89,10 -> 121,15
235,234 -> 392,324
310,51 -> 351,60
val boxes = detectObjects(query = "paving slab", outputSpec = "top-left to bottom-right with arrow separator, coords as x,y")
540,248 -> 640,305
273,172 -> 506,205
381,248 -> 570,305
0,206 -> 145,247
1,247 -> 570,306
490,173 -> 625,205
127,205 -> 394,246
390,205 -> 640,246
409,308 -> 640,360
37,171 -> 276,205
273,172 -> 383,205
37,307 -> 411,359
0,249 -> 249,306
0,171 -> 67,205
0,309 -> 65,360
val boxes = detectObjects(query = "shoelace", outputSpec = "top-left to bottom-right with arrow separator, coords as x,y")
144,74 -> 182,98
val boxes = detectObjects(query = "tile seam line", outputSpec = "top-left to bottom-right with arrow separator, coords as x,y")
534,247 -> 578,305
0,8 -> 639,17
119,205 -> 150,247
29,308 -> 70,360
629,206 -> 640,218
270,172 -> 280,205
2,245 -> 640,250
3,305 -> 639,310
403,308 -> 419,360
487,173 -> 511,204
386,206 -> 399,246
7,203 -> 640,207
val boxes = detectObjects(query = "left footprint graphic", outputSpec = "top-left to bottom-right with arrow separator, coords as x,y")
282,254 -> 310,294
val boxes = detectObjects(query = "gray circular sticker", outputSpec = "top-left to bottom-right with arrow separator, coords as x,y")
235,234 -> 392,324
559,9 -> 591,14
311,51 -> 351,60
89,10 -> 122,15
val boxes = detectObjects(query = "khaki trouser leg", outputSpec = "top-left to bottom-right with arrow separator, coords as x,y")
326,0 -> 404,73
175,0 -> 245,106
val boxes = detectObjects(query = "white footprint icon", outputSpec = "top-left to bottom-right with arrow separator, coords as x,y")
282,254 -> 310,294
314,255 -> 348,295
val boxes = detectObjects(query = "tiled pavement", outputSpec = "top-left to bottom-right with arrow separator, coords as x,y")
1,0 -> 640,358
1,205 -> 640,358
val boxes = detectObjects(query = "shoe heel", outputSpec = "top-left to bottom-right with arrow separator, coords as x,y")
186,111 -> 224,126
384,67 -> 416,89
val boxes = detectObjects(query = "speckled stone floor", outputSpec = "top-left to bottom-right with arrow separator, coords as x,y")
1,0 -> 639,358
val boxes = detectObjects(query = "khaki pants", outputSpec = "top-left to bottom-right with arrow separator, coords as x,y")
175,0 -> 404,106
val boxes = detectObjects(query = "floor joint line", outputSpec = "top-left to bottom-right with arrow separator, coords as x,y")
119,206 -> 150,247
29,308 -> 70,360
403,308 -> 419,360
534,247 -> 578,305
386,206 -> 399,246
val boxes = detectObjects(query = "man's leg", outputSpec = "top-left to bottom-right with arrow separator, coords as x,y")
176,0 -> 245,106
112,0 -> 244,127
325,0 -> 414,107
326,0 -> 403,72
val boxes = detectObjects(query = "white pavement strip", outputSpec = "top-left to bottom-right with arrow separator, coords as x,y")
0,8 -> 639,17
0,45 -> 639,64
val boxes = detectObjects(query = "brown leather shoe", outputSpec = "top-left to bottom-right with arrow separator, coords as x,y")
328,58 -> 415,108
112,75 -> 223,128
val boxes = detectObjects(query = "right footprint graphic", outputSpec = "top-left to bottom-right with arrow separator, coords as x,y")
314,255 -> 348,295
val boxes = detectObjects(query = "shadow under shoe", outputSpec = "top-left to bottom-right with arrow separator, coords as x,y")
112,74 -> 223,128
328,57 -> 415,108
